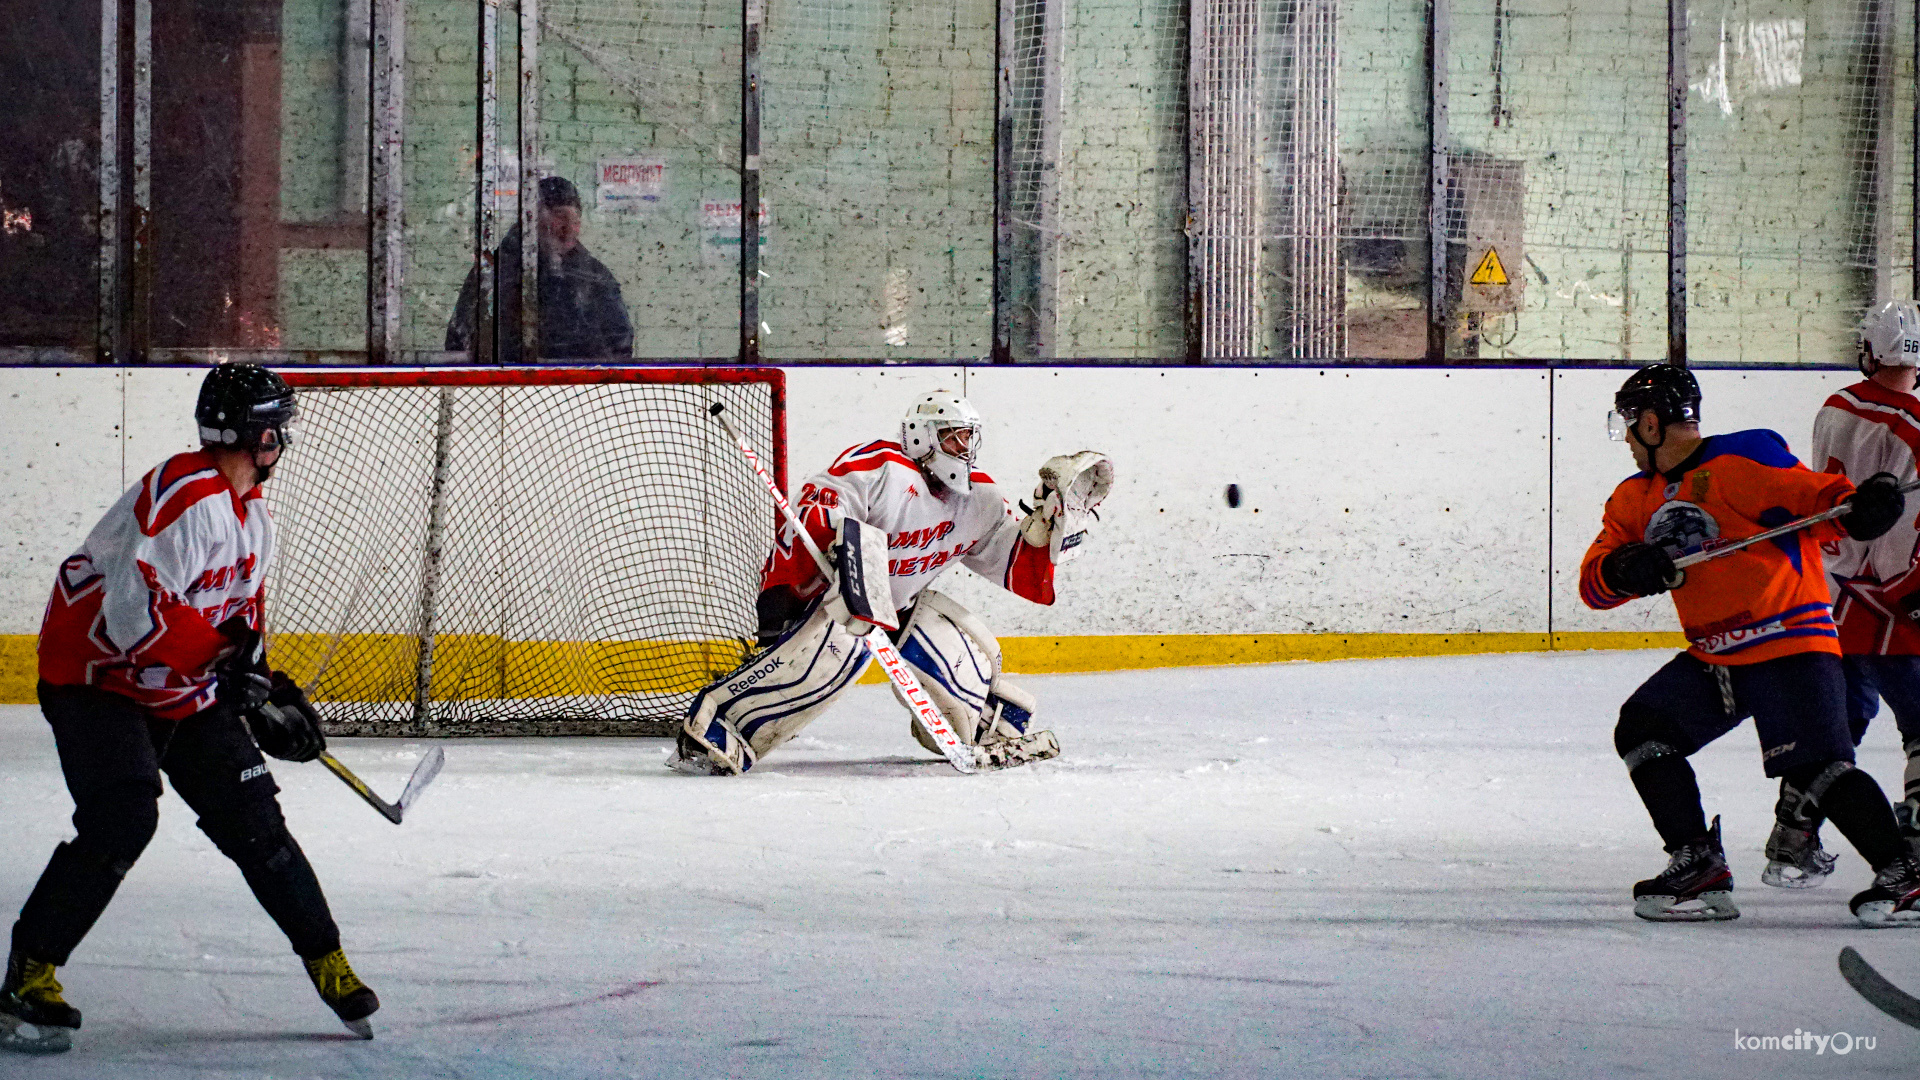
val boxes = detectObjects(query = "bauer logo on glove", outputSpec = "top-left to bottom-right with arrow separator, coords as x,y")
1019,451 -> 1114,565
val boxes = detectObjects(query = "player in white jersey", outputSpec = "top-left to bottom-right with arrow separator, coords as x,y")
1,365 -> 376,1054
670,390 -> 1112,774
1770,300 -> 1920,888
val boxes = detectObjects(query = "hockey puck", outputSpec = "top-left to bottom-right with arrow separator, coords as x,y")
1225,484 -> 1241,508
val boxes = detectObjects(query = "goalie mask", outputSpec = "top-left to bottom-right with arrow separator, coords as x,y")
901,390 -> 983,493
1860,299 -> 1920,374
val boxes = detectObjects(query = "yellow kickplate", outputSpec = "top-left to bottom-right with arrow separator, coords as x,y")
0,632 -> 1688,703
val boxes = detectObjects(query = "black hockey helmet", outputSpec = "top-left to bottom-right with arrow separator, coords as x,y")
196,363 -> 296,451
1611,363 -> 1700,436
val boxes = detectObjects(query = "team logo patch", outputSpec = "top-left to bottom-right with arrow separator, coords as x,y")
1646,499 -> 1720,557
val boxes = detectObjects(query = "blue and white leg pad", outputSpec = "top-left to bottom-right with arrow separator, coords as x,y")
895,590 -> 1044,751
675,597 -> 870,774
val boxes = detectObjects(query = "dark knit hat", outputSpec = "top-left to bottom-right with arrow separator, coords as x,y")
539,175 -> 582,210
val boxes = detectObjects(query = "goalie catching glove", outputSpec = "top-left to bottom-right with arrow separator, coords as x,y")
246,673 -> 327,763
1019,451 -> 1114,564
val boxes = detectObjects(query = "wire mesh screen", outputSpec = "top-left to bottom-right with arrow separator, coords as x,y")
1687,0 -> 1914,363
541,0 -> 992,357
264,370 -> 780,736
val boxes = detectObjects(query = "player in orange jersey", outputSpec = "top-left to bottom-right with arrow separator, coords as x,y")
1582,364 -> 1920,926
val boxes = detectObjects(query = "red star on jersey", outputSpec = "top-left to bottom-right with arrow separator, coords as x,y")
905,484 -> 920,497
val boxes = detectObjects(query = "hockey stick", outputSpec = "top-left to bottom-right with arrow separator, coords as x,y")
273,541 -> 447,824
315,746 -> 445,825
708,401 -> 980,774
1840,946 -> 1920,1030
1672,478 -> 1920,570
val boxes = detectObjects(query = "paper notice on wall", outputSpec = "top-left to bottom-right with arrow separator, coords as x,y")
596,156 -> 666,213
700,197 -> 768,266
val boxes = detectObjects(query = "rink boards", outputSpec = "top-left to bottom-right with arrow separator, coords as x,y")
0,364 -> 1855,703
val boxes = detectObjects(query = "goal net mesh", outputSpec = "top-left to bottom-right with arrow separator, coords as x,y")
264,369 -> 781,736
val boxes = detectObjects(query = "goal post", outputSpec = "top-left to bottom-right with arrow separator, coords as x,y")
265,366 -> 785,737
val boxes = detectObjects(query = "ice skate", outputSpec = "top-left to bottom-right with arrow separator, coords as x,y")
1762,777 -> 1837,888
1762,820 -> 1837,888
1633,816 -> 1739,922
667,729 -> 722,775
976,728 -> 1061,770
304,948 -> 379,1039
0,949 -> 79,1054
1896,798 -> 1920,857
1851,853 -> 1920,927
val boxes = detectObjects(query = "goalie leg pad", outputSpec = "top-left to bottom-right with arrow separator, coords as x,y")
895,591 -> 1052,756
678,597 -> 870,771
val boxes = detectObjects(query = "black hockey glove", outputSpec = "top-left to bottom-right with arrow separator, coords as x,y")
1600,542 -> 1684,597
245,672 -> 327,763
1843,472 -> 1906,542
213,618 -> 272,714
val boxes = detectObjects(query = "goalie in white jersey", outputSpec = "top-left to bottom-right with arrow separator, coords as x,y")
670,390 -> 1113,774
1778,299 -> 1920,883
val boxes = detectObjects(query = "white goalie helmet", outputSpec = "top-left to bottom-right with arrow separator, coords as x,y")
1860,299 -> 1920,374
901,390 -> 983,493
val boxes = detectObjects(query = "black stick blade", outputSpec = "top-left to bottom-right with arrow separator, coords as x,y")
1840,946 -> 1920,1030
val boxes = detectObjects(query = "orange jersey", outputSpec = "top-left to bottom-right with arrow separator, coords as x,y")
1580,430 -> 1853,665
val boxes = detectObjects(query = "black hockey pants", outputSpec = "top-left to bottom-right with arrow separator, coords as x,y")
11,682 -> 341,966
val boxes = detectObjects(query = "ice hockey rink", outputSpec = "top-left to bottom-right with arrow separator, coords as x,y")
0,649 -> 1911,1079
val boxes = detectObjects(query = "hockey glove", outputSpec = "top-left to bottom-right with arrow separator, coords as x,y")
1600,542 -> 1684,597
213,618 -> 272,714
1843,472 -> 1907,542
246,672 -> 327,763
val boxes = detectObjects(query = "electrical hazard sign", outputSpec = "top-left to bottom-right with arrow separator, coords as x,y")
1469,247 -> 1509,286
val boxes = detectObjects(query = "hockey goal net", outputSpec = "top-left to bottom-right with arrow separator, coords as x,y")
264,367 -> 783,737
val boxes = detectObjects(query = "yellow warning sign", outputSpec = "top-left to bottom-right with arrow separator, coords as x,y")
1469,247 -> 1509,286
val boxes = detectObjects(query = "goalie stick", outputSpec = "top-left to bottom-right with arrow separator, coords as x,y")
1839,946 -> 1920,1030
1671,477 -> 1920,570
708,401 -> 981,775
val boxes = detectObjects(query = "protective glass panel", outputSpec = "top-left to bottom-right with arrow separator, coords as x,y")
759,0 -> 994,360
404,0 -> 483,355
1048,0 -> 1189,358
1442,0 -> 1668,360
0,6 -> 100,353
1339,0 -> 1431,359
1688,0 -> 1914,364
540,0 -> 741,358
150,0 -> 368,354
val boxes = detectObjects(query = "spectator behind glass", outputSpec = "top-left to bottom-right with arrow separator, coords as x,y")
446,176 -> 634,362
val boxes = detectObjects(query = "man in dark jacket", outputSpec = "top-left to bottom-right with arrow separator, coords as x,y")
446,176 -> 634,362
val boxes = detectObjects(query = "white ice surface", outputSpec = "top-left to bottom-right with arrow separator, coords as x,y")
1,650 -> 1915,1078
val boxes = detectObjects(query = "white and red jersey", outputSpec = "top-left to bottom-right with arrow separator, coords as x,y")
1812,379 -> 1920,654
38,451 -> 273,719
762,440 -> 1055,612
